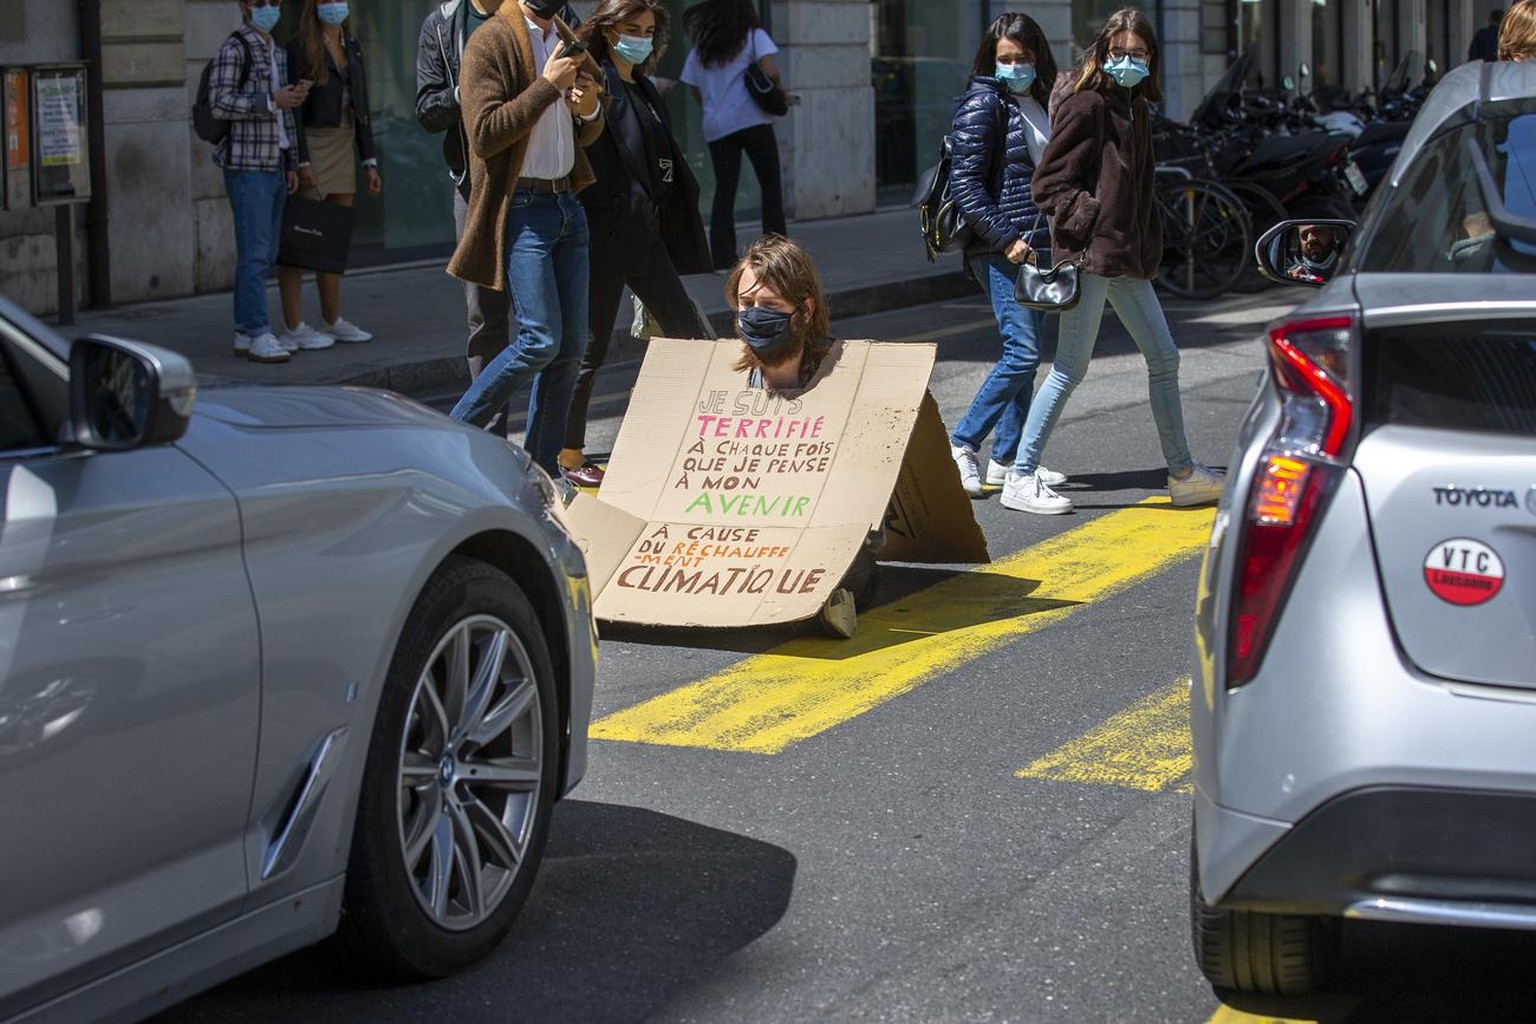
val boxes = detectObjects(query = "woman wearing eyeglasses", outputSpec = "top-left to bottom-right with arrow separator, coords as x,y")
1001,7 -> 1224,514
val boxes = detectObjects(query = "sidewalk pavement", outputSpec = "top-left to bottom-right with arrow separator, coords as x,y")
58,206 -> 970,401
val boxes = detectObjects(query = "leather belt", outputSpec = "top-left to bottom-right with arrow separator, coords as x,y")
516,175 -> 572,194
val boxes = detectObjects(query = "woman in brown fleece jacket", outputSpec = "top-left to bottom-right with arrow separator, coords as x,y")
999,8 -> 1225,516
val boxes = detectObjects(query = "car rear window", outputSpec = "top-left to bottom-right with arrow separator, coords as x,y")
1358,101 -> 1536,274
1364,321 -> 1536,436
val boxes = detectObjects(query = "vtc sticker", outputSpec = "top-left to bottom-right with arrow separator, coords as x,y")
1423,537 -> 1505,606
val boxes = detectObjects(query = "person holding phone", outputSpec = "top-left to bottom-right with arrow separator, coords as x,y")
446,0 -> 607,475
210,0 -> 308,365
278,0 -> 381,350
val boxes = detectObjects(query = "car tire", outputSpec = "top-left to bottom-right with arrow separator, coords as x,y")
1189,837 -> 1338,995
339,556 -> 559,980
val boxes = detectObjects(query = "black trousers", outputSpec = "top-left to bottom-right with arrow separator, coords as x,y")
564,223 -> 706,451
706,123 -> 786,271
454,188 -> 513,433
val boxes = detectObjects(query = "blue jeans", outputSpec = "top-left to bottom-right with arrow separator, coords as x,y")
1013,272 -> 1193,477
224,169 -> 287,335
950,253 -> 1045,466
450,191 -> 590,473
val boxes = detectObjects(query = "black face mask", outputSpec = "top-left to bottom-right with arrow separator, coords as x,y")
737,306 -> 798,362
522,0 -> 564,19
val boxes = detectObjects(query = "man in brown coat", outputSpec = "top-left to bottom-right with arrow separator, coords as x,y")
447,0 -> 605,474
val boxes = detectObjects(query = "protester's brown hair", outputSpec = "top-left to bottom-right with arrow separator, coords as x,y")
1498,0 -> 1536,59
1070,7 -> 1162,103
578,0 -> 670,73
725,235 -> 832,376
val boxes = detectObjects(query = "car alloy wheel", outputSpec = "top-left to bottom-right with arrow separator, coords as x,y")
396,613 -> 544,932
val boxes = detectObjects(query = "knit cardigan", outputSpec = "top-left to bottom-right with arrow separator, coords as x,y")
1030,86 -> 1161,279
446,5 -> 606,291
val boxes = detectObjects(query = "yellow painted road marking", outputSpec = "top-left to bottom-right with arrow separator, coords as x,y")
1016,678 -> 1192,792
591,499 -> 1216,754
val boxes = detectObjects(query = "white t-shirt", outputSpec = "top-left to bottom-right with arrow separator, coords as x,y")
680,28 -> 779,143
1012,95 -> 1050,166
520,15 -> 576,179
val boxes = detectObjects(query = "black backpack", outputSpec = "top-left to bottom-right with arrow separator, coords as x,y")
913,95 -> 1006,263
192,32 -> 253,145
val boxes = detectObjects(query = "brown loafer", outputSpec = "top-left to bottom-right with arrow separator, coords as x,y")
561,462 -> 605,488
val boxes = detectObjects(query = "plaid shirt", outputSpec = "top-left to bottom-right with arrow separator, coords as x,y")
209,25 -> 300,172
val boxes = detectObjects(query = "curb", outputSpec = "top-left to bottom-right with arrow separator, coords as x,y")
327,268 -> 978,401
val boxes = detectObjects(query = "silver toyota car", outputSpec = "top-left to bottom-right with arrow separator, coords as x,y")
1191,60 -> 1536,994
0,299 -> 596,1021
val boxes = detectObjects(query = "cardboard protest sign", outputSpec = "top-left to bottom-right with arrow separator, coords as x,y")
562,337 -> 988,628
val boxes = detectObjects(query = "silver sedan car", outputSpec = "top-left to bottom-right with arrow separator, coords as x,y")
1192,60 -> 1536,994
0,299 -> 596,1021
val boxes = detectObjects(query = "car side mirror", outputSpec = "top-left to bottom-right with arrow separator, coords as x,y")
1254,218 -> 1356,287
68,336 -> 196,451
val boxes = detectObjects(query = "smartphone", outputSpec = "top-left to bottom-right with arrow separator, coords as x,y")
297,78 -> 314,89
560,40 -> 587,57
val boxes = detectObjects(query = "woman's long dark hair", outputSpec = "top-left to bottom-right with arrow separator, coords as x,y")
967,11 -> 1057,108
291,0 -> 349,88
1069,7 -> 1163,102
685,0 -> 760,68
578,0 -> 670,74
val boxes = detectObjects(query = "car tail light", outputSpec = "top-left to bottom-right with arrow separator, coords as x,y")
1227,316 -> 1355,687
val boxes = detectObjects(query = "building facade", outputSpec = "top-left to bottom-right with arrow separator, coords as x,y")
0,0 -> 1496,316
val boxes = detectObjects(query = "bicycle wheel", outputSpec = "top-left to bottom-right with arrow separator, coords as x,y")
1154,178 -> 1252,300
1224,182 -> 1290,292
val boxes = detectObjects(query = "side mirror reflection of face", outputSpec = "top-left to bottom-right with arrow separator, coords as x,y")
1257,220 -> 1355,287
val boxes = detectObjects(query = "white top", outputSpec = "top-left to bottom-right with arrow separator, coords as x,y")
680,28 -> 779,143
1012,94 -> 1050,166
520,15 -> 575,179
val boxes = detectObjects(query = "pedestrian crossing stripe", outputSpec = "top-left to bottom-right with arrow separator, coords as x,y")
1203,997 -> 1360,1023
590,498 -> 1217,754
1015,679 -> 1193,793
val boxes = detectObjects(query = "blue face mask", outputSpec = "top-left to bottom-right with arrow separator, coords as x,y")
613,34 -> 654,65
249,4 -> 281,32
994,62 -> 1036,93
1102,54 -> 1150,89
317,2 -> 349,26
737,306 -> 799,362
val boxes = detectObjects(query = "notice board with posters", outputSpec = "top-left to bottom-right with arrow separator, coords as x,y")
561,337 -> 989,628
28,64 -> 90,207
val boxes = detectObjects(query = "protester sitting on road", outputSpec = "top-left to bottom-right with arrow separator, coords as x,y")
278,0 -> 381,351
1284,223 -> 1342,283
1005,6 -> 1224,515
725,234 -> 875,638
946,11 -> 1066,500
1499,0 -> 1536,60
559,0 -> 713,489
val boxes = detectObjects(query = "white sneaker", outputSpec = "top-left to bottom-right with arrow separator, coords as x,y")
1169,463 -> 1225,508
987,459 -> 1066,488
1000,470 -> 1073,514
232,331 -> 251,357
245,332 -> 292,364
278,322 -> 335,351
951,445 -> 984,498
320,317 -> 372,343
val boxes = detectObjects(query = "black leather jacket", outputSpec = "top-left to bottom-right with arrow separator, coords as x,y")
287,34 -> 375,165
415,0 -> 579,197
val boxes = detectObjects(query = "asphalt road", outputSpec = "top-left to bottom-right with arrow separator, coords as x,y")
151,290 -> 1536,1024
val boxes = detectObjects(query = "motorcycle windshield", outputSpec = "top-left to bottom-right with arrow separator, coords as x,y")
1190,53 -> 1251,130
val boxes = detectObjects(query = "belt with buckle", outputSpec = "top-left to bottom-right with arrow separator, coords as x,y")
516,175 -> 572,194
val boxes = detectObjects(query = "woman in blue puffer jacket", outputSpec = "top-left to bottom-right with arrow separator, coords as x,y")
945,11 -> 1064,498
